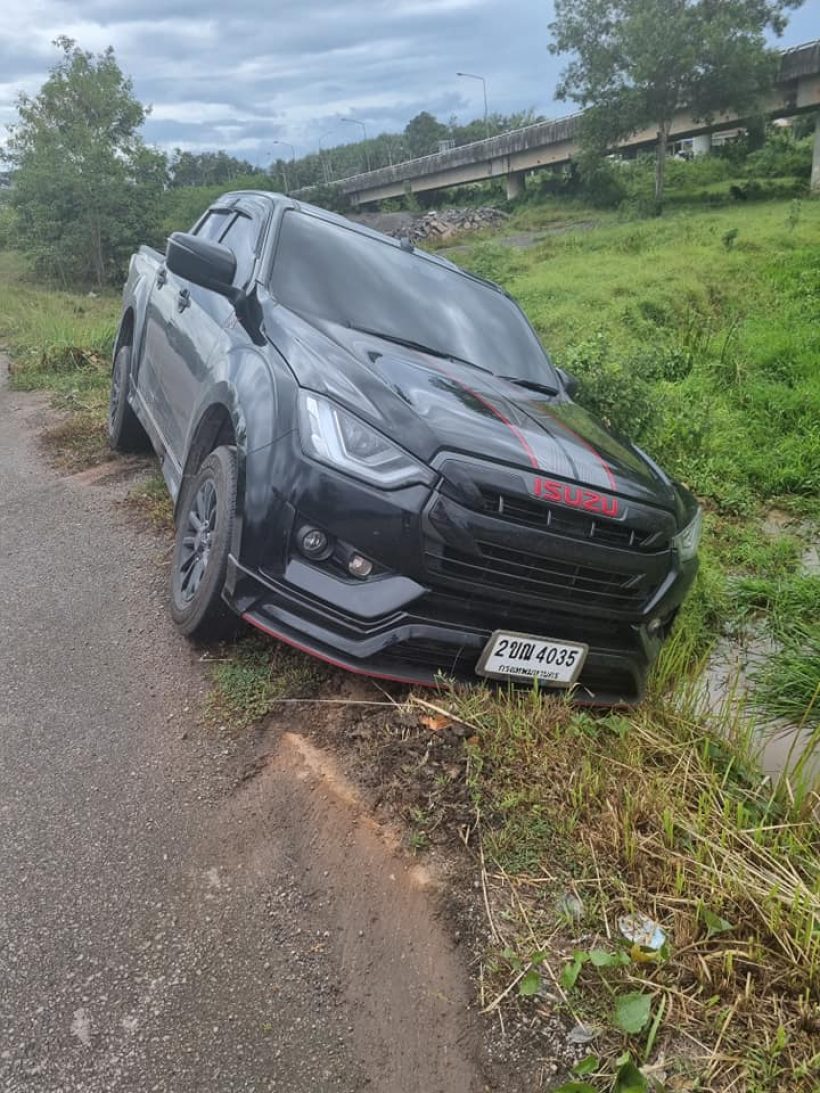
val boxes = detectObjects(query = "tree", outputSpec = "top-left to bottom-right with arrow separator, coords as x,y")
404,112 -> 449,158
548,0 -> 801,207
169,150 -> 255,188
5,37 -> 166,286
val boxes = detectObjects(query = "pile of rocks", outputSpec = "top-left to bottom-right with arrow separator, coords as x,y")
394,207 -> 508,243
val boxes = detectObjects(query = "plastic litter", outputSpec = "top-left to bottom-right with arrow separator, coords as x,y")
618,913 -> 666,951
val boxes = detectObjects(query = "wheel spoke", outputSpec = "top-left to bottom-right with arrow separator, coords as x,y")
179,551 -> 197,574
188,558 -> 204,596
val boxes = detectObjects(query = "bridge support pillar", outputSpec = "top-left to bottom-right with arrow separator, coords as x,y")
505,171 -> 526,201
812,113 -> 820,193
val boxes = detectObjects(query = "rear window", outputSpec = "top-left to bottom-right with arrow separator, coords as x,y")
271,211 -> 557,384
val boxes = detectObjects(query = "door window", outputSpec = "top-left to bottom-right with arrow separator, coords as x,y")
195,209 -> 232,241
219,213 -> 260,286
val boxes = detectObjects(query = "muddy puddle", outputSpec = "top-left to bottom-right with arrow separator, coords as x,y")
698,631 -> 818,785
697,512 -> 818,786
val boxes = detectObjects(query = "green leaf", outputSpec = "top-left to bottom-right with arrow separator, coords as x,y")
553,1084 -> 596,1093
573,1054 -> 599,1077
613,1058 -> 649,1093
703,907 -> 733,938
589,948 -> 621,967
560,951 -> 587,990
518,969 -> 541,997
613,992 -> 653,1034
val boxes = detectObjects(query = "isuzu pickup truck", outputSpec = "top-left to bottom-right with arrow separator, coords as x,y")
109,191 -> 701,703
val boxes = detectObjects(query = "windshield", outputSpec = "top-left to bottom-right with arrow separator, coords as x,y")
271,210 -> 558,386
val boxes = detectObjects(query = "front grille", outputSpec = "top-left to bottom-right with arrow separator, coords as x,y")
425,540 -> 655,611
479,489 -> 660,551
417,591 -> 637,648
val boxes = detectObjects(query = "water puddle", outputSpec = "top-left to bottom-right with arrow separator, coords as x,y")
699,630 -> 818,785
697,509 -> 819,787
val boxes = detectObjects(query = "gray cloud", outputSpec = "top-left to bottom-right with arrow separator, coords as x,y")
1,0 -> 816,161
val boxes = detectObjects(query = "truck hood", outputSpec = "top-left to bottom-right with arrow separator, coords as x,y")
267,307 -> 682,514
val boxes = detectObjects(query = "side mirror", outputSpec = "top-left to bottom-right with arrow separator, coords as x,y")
557,367 -> 579,398
165,232 -> 238,300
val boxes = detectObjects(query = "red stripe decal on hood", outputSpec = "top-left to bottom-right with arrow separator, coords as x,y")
551,417 -> 617,490
424,358 -> 616,487
429,363 -> 539,469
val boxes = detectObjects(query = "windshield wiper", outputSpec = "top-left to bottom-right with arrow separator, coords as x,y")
497,375 -> 559,396
346,323 -> 492,373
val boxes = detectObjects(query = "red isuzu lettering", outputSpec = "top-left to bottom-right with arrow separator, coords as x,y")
534,477 -> 619,518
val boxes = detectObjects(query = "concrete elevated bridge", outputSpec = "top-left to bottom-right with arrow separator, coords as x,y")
320,41 -> 820,206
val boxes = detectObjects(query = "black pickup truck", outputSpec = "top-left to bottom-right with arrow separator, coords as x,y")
110,191 -> 701,703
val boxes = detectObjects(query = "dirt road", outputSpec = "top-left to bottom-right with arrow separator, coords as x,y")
0,360 -> 484,1093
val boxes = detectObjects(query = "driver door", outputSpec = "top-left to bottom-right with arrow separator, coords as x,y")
140,207 -> 234,474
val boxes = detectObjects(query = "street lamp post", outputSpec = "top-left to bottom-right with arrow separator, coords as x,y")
456,71 -> 489,141
318,130 -> 337,183
339,117 -> 371,173
272,140 -> 296,192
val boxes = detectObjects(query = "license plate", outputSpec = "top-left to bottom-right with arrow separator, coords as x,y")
476,630 -> 588,687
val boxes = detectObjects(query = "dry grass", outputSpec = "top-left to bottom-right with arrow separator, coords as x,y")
123,471 -> 175,533
447,684 -> 819,1090
38,386 -> 112,471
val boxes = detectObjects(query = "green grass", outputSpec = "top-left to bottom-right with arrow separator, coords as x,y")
0,251 -> 119,383
204,636 -> 325,731
751,631 -> 820,728
455,201 -> 820,507
0,250 -> 120,468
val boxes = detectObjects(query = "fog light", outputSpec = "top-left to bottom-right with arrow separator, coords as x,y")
299,527 -> 330,558
647,617 -> 663,636
348,554 -> 373,579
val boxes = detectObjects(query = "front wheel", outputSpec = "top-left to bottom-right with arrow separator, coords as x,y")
170,446 -> 239,641
108,344 -> 150,452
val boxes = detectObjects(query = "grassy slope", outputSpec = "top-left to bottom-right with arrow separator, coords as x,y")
1,196 -> 818,1089
443,201 -> 820,1088
439,199 -> 820,1089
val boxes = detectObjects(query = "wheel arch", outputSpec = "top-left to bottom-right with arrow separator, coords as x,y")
175,393 -> 248,557
114,307 -> 135,357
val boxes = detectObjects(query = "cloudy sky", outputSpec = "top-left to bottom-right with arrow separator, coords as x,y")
1,0 -> 817,164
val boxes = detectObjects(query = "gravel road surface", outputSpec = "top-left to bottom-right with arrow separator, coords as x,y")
0,360 -> 483,1093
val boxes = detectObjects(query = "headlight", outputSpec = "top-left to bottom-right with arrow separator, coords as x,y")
297,392 -> 434,490
673,507 -> 702,561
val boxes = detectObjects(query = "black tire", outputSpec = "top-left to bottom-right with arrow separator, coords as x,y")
108,344 -> 150,452
169,445 -> 239,641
